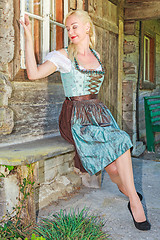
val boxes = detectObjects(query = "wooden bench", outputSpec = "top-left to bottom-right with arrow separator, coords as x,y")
144,95 -> 160,152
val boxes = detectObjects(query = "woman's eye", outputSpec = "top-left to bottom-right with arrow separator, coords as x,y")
73,25 -> 78,29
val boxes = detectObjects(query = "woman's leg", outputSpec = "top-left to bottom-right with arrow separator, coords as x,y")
105,149 -> 146,222
105,162 -> 128,196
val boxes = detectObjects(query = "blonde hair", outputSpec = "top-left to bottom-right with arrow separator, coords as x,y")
64,9 -> 95,61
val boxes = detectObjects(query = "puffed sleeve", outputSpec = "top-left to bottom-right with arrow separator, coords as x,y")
44,50 -> 71,73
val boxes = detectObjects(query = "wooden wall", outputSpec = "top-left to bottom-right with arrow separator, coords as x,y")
88,0 -> 119,121
1,0 -> 122,146
1,77 -> 65,145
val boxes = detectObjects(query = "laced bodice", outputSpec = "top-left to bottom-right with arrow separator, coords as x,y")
45,48 -> 105,98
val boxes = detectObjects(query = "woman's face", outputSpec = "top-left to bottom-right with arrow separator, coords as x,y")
65,14 -> 89,44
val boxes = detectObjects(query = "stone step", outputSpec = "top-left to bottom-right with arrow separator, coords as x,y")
0,136 -> 82,220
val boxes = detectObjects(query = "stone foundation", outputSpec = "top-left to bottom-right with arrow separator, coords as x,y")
0,136 -> 82,220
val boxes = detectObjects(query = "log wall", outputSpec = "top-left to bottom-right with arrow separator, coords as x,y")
123,19 -> 160,144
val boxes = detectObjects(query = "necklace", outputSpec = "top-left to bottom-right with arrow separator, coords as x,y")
74,48 -> 105,75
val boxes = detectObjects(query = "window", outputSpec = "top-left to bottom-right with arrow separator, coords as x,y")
143,35 -> 155,83
20,0 -> 68,69
141,25 -> 156,89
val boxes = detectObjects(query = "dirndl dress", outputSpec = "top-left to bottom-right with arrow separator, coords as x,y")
45,49 -> 133,176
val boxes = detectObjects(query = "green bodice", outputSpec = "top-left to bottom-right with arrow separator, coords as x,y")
60,49 -> 105,98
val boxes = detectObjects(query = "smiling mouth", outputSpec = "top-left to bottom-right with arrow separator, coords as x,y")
71,36 -> 77,39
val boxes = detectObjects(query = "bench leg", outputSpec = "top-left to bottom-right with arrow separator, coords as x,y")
146,128 -> 155,152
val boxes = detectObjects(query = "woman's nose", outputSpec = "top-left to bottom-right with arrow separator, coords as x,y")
68,28 -> 73,35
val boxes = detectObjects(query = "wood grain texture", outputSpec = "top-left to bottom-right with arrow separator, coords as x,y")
125,2 -> 160,20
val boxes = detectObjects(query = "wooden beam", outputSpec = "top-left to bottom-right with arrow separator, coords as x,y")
126,0 -> 159,3
125,2 -> 160,20
117,19 -> 123,128
109,0 -> 118,5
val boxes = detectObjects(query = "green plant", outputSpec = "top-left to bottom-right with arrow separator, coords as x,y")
0,165 -> 15,178
34,208 -> 110,240
0,164 -> 35,239
0,165 -> 111,239
4,165 -> 15,171
0,220 -> 24,239
24,233 -> 46,240
0,233 -> 46,240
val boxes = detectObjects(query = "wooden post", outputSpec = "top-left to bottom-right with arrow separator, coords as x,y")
117,0 -> 124,128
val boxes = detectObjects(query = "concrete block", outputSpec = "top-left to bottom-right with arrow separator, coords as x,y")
67,172 -> 82,187
38,176 -> 72,209
38,159 -> 45,169
38,164 -> 58,184
50,152 -> 74,168
0,107 -> 14,135
55,175 -> 71,186
69,160 -> 74,169
44,167 -> 58,182
37,171 -> 82,210
0,137 -> 79,218
57,162 -> 70,175
0,72 -> 12,98
38,185 -> 62,208
3,175 -> 19,214
132,141 -> 146,157
45,155 -> 64,169
63,152 -> 75,163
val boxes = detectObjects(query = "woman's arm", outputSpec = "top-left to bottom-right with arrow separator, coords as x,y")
20,15 -> 57,80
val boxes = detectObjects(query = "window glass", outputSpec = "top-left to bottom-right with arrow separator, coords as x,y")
143,34 -> 155,84
20,0 -> 68,68
50,0 -> 65,51
144,36 -> 150,82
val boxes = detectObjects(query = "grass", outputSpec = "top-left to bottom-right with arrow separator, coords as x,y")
0,207 -> 111,240
34,207 -> 110,240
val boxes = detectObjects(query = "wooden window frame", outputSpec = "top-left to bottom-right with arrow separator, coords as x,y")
20,0 -> 68,69
141,25 -> 156,89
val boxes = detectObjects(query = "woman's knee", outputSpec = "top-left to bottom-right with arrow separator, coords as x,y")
105,162 -> 119,177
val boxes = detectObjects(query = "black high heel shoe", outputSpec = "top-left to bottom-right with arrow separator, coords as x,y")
137,192 -> 143,201
128,202 -> 151,231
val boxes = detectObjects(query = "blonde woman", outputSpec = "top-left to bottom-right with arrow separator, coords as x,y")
20,9 -> 150,231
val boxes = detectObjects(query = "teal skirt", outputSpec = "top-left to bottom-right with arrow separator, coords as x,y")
59,98 -> 133,176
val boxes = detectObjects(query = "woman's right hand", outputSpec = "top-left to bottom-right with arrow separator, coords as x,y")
19,14 -> 32,40
19,14 -> 58,80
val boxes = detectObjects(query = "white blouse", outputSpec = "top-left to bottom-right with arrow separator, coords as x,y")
44,50 -> 102,73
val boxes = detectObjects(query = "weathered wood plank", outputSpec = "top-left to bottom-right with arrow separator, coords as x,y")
125,2 -> 160,20
90,14 -> 118,34
126,0 -> 159,3
0,81 -> 65,145
108,0 -> 118,5
100,30 -> 118,121
117,19 -> 123,128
